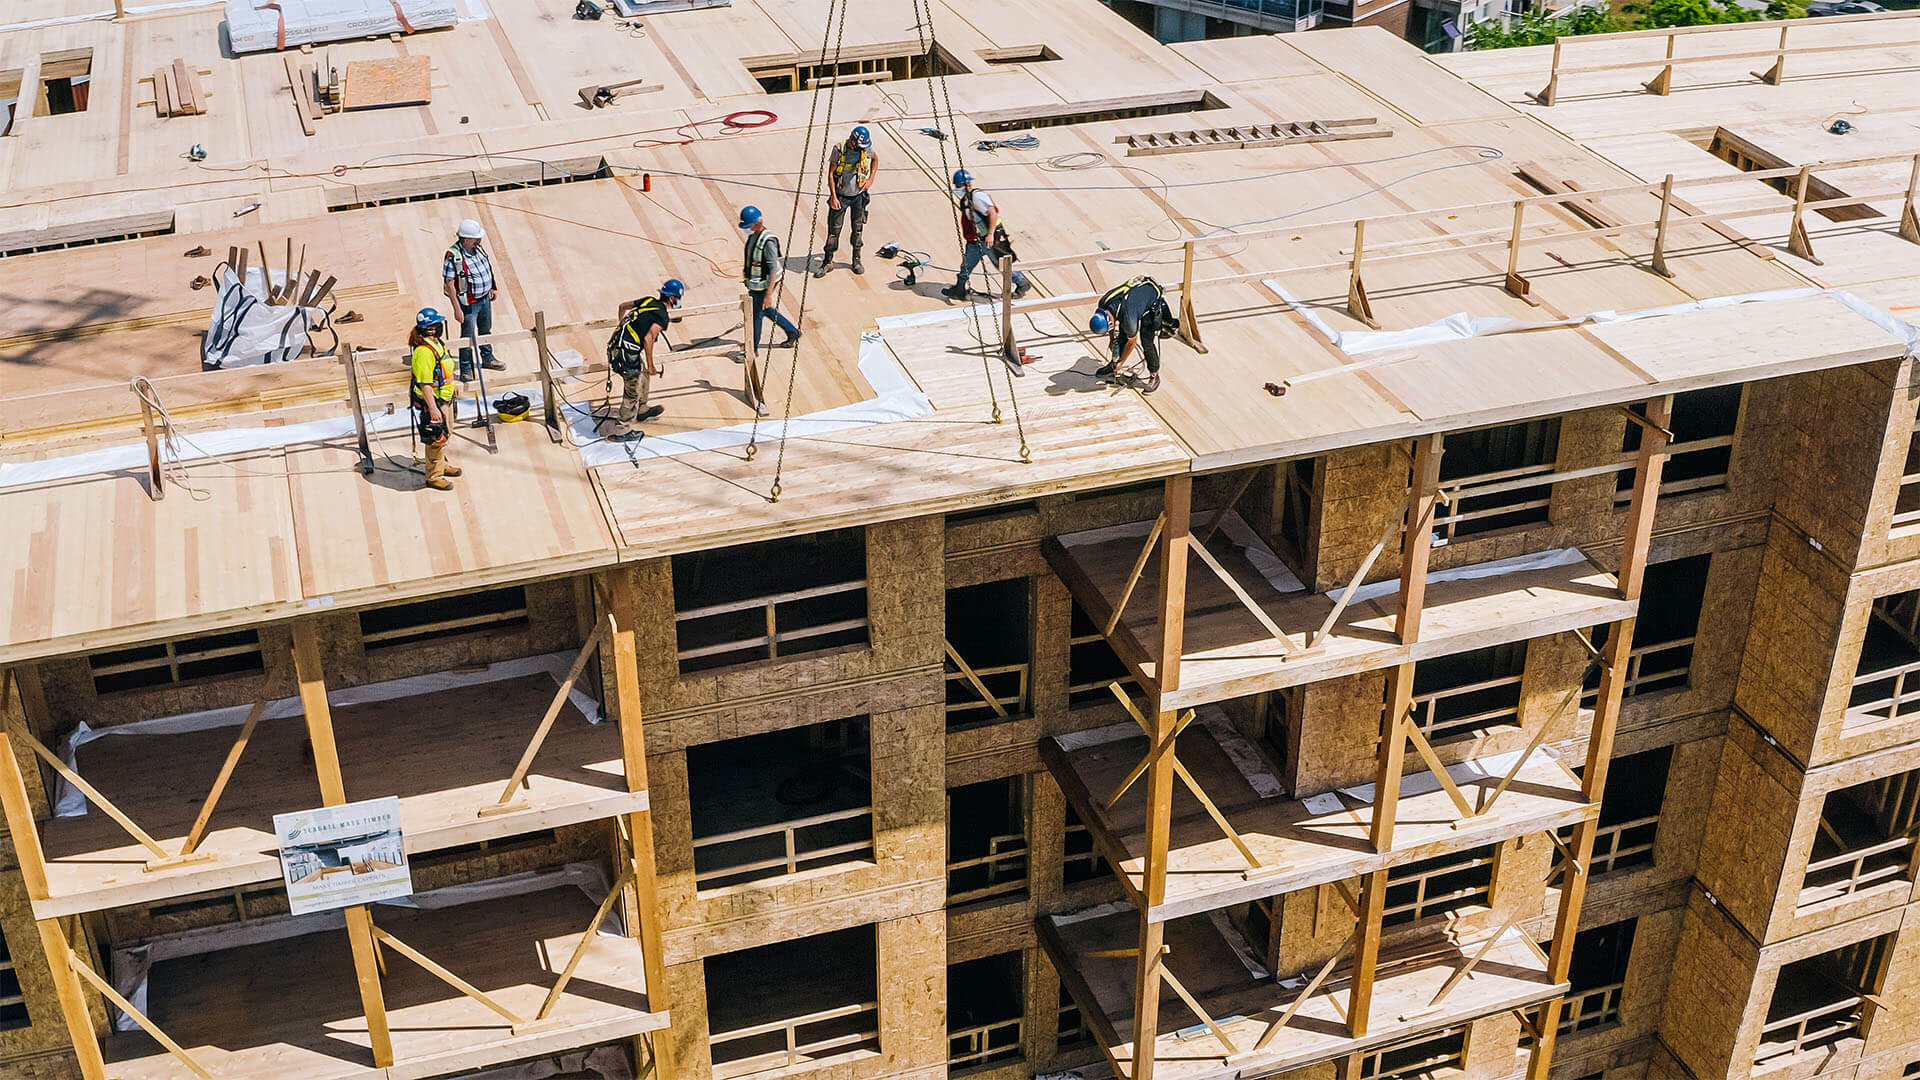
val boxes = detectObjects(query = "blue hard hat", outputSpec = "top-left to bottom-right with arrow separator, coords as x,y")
1089,310 -> 1111,334
739,205 -> 763,229
851,125 -> 871,148
660,278 -> 685,298
416,307 -> 445,330
952,168 -> 972,188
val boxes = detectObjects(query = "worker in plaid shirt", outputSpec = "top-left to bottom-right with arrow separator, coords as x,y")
443,218 -> 504,379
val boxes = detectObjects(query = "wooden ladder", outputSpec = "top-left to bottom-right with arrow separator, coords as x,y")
1115,117 -> 1390,157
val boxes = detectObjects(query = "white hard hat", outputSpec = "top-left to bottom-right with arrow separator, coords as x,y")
457,218 -> 485,239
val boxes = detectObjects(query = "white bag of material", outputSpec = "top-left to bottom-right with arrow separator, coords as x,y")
201,264 -> 321,369
224,0 -> 459,54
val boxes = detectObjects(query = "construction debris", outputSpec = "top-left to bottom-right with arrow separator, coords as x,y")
1115,117 -> 1389,157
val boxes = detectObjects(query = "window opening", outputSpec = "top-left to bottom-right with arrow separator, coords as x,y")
359,586 -> 529,650
1409,643 -> 1526,743
1850,590 -> 1920,724
1069,600 -> 1137,708
949,951 -> 1025,1071
1436,420 -> 1560,539
1559,919 -> 1636,1034
674,528 -> 868,673
35,49 -> 92,116
948,776 -> 1029,904
1757,935 -> 1891,1065
946,579 -> 1032,728
1800,771 -> 1920,909
1618,386 -> 1741,500
706,925 -> 880,1078
90,628 -> 265,694
1382,846 -> 1495,927
688,716 -> 873,890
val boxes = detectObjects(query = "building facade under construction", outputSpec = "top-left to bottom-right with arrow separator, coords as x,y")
2,3 -> 1920,1080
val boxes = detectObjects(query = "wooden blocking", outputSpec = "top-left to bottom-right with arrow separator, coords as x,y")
283,55 -> 317,137
153,67 -> 176,117
173,58 -> 202,114
342,56 -> 432,110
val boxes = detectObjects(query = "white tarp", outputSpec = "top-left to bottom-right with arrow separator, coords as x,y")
224,0 -> 458,54
202,264 -> 323,369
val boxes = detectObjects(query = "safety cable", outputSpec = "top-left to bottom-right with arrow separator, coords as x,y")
912,0 -> 1028,463
747,0 -> 849,502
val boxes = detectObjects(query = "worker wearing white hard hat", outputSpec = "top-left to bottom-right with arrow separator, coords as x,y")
443,217 -> 503,379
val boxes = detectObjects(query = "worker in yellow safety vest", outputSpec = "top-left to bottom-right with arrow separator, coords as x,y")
409,308 -> 462,490
816,125 -> 877,278
740,206 -> 801,350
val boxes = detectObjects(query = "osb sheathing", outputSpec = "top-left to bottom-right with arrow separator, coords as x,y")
1551,907 -> 1688,1072
0,864 -> 80,1061
1774,360 -> 1903,572
1694,721 -> 1806,940
1734,521 -> 1851,767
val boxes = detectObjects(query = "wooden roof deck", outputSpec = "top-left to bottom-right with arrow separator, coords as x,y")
1046,513 -> 1637,710
1042,717 -> 1592,923
103,884 -> 666,1080
33,671 -> 640,919
0,3 -> 1913,664
1040,903 -> 1562,1080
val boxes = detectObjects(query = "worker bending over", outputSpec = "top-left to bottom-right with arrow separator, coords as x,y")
943,169 -> 1030,302
1090,276 -> 1173,394
817,125 -> 876,277
409,308 -> 462,490
740,205 -> 802,350
604,279 -> 684,440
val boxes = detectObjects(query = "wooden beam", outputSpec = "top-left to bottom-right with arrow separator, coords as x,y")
341,341 -> 374,475
600,569 -> 676,1080
1347,870 -> 1388,1037
1649,174 -> 1675,278
292,622 -> 394,1069
947,639 -> 1012,719
485,617 -> 610,812
0,672 -> 52,901
16,724 -> 173,863
1527,395 -> 1671,1080
1104,701 -> 1198,809
371,925 -> 525,1024
1107,514 -> 1166,637
180,698 -> 268,855
1188,537 -> 1291,653
1110,685 -> 1260,869
70,952 -> 213,1079
1346,219 -> 1378,328
1132,474 -> 1191,1080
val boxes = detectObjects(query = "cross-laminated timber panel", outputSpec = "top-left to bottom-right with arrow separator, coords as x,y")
1045,512 -> 1637,711
1042,717 -> 1594,923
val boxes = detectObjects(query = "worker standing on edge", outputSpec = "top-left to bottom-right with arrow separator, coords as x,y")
409,308 -> 462,490
1089,275 -> 1172,394
443,218 -> 504,380
603,279 -> 683,441
741,206 -> 802,350
816,125 -> 877,277
942,169 -> 1029,302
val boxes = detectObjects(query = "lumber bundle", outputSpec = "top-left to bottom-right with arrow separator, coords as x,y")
149,59 -> 209,118
226,240 -> 337,310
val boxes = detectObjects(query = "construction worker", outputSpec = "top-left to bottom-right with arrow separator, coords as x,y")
816,125 -> 876,277
443,218 -> 504,380
942,169 -> 1029,302
409,308 -> 461,490
1090,276 -> 1173,394
741,205 -> 801,350
604,279 -> 683,440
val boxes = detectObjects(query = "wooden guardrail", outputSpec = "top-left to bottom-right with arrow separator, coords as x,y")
1529,10 -> 1920,107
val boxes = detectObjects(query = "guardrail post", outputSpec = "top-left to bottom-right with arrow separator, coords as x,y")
1900,154 -> 1920,245
534,310 -> 562,443
1787,164 -> 1818,262
1177,240 -> 1207,352
1531,39 -> 1562,106
1757,24 -> 1790,85
136,385 -> 165,500
998,255 -> 1020,370
1649,174 -> 1675,278
341,339 -> 374,474
1347,218 -> 1379,329
1503,201 -> 1531,299
742,292 -> 769,418
1643,32 -> 1676,95
466,320 -> 498,453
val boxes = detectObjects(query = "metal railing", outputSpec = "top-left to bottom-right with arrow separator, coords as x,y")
692,806 -> 874,890
949,1017 -> 1023,1070
1799,834 -> 1916,909
1410,673 -> 1523,742
711,1001 -> 881,1080
675,579 -> 869,670
1557,981 -> 1624,1034
1756,997 -> 1861,1064
947,831 -> 1030,904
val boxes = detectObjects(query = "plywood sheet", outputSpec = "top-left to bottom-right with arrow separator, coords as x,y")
342,55 -> 432,110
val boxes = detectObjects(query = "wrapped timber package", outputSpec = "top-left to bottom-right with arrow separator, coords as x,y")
224,0 -> 459,54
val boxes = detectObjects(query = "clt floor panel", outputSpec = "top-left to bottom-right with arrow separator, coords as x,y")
33,671 -> 641,919
102,884 -> 665,1080
1040,903 -> 1563,1080
1046,514 -> 1637,710
1042,715 -> 1593,922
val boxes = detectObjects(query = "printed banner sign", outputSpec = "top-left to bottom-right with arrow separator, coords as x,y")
273,796 -> 413,915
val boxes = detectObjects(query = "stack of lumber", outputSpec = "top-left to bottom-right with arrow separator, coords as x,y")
151,59 -> 208,118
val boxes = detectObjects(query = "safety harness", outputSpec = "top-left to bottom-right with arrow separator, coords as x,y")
831,143 -> 874,195
608,297 -> 667,377
744,230 -> 773,291
445,241 -> 487,304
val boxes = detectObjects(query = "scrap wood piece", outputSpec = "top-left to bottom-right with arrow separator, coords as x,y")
342,56 -> 433,110
283,55 -> 316,137
154,66 -> 177,117
172,58 -> 202,115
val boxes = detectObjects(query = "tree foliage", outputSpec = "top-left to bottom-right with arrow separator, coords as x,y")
1464,0 -> 1778,49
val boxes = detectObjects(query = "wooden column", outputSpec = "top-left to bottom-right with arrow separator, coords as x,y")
599,570 -> 677,1080
1130,475 -> 1191,1080
1350,434 -> 1443,1037
1,674 -> 110,1080
1525,396 -> 1671,1080
291,623 -> 395,1069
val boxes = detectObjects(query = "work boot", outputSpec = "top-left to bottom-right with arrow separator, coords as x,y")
1013,277 -> 1031,300
782,330 -> 802,347
442,463 -> 464,477
459,363 -> 475,382
941,284 -> 968,301
481,357 -> 506,371
814,248 -> 835,278
1094,360 -> 1118,378
637,404 -> 665,423
850,250 -> 865,275
427,476 -> 454,491
1141,372 -> 1161,394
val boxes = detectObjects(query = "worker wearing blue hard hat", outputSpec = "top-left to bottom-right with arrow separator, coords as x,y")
1089,276 -> 1172,394
943,169 -> 1030,303
408,307 -> 461,489
740,206 -> 801,366
603,279 -> 686,439
817,124 -> 879,278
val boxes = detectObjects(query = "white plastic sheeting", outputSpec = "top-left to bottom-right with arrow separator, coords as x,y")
202,264 -> 324,369
225,0 -> 458,53
1325,547 -> 1589,607
56,651 -> 601,817
109,862 -> 619,1032
573,326 -> 932,465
